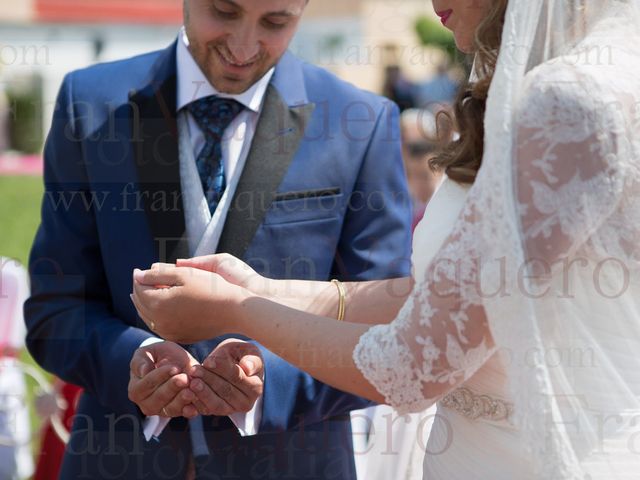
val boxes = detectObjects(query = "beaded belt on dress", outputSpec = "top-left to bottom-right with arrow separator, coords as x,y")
441,387 -> 513,423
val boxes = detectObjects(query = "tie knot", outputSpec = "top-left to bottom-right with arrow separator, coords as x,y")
187,96 -> 244,139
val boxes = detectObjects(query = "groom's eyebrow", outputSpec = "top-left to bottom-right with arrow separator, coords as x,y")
218,0 -> 299,17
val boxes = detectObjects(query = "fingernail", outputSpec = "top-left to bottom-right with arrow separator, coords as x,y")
169,367 -> 179,376
243,360 -> 255,373
133,269 -> 144,282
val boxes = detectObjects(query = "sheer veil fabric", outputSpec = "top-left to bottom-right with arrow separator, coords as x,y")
354,0 -> 640,477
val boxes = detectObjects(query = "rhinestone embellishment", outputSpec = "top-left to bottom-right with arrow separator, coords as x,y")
441,387 -> 513,422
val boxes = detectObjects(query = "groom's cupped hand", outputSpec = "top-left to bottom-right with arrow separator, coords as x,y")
190,339 -> 264,416
128,341 -> 199,419
130,265 -> 264,418
128,336 -> 264,420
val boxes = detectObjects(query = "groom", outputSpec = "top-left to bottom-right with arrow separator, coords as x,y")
25,0 -> 411,478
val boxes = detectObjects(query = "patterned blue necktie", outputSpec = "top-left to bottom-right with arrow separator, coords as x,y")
188,96 -> 244,215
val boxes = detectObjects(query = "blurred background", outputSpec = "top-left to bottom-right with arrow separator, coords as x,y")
0,1 -> 466,478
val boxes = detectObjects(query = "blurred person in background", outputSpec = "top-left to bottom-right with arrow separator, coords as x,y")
401,109 -> 444,230
0,258 -> 33,480
382,65 -> 416,112
413,59 -> 459,113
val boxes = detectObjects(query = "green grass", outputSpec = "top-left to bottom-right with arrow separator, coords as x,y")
0,175 -> 43,266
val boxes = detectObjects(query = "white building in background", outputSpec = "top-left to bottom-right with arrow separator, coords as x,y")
303,0 -> 444,90
0,0 -> 439,146
0,23 -> 180,143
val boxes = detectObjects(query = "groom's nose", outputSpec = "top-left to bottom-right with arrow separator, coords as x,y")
226,25 -> 261,62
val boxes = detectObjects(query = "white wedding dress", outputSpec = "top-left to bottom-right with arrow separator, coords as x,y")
353,1 -> 640,478
412,179 -> 528,479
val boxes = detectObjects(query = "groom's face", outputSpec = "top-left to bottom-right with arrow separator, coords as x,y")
184,0 -> 307,94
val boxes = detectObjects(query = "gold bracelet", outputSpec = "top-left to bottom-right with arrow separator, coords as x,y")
331,279 -> 346,321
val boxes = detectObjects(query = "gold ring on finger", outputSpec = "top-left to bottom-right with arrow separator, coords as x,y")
162,407 -> 169,417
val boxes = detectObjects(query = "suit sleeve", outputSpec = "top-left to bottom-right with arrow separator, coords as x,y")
24,73 -> 153,417
257,100 -> 413,432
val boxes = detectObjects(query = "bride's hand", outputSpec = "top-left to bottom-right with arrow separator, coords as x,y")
176,254 -> 273,296
130,265 -> 248,344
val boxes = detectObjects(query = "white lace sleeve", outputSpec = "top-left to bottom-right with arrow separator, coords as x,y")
353,266 -> 495,415
514,65 -> 636,267
353,62 -> 637,415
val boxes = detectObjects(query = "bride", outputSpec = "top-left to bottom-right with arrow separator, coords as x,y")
132,0 -> 640,477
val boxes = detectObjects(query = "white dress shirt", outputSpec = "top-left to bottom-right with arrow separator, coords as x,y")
142,28 -> 272,442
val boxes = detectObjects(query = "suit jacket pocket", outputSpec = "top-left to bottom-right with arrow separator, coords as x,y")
264,189 -> 343,225
273,187 -> 341,202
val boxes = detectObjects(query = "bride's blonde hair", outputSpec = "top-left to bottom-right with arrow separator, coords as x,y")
430,0 -> 509,184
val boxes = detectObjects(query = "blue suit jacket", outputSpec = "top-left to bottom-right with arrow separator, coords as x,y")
25,42 -> 412,479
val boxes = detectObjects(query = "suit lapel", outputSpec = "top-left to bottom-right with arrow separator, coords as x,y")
217,85 -> 315,258
129,42 -> 188,262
